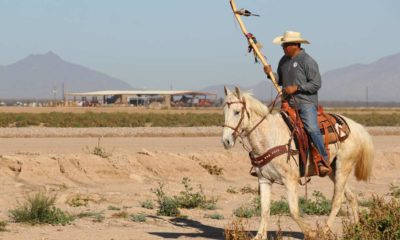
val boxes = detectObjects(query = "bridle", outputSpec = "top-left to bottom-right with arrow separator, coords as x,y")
223,99 -> 250,139
223,93 -> 280,141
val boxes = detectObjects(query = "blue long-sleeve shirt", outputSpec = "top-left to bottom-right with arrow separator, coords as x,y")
275,50 -> 321,106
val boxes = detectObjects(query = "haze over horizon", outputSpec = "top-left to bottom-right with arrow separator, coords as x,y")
1,0 -> 399,91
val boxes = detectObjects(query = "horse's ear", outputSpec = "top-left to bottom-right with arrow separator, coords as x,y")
224,86 -> 231,96
235,86 -> 241,98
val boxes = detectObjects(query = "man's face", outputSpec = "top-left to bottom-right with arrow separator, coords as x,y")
282,42 -> 299,57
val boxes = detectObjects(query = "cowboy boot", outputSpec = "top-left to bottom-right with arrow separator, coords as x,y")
311,146 -> 331,177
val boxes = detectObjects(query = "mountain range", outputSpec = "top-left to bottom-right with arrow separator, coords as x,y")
0,51 -> 133,99
203,52 -> 400,102
0,51 -> 399,102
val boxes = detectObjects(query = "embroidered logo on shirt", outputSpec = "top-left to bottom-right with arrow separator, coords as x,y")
293,62 -> 298,68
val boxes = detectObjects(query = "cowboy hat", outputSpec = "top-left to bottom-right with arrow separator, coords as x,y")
272,31 -> 310,45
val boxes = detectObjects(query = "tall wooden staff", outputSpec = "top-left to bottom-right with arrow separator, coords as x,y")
229,0 -> 282,97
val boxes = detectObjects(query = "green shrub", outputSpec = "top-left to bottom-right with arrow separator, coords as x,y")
0,221 -> 7,232
342,196 -> 400,240
76,211 -> 105,222
389,184 -> 400,198
204,213 -> 224,220
199,162 -> 223,176
233,206 -> 254,218
174,177 -> 217,210
299,191 -> 331,216
107,205 -> 121,211
10,192 -> 73,225
140,200 -> 154,209
130,213 -> 146,222
152,183 -> 180,217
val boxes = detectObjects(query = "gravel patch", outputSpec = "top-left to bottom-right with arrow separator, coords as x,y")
0,126 -> 398,138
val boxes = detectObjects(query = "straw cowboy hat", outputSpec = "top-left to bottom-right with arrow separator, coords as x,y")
272,31 -> 310,45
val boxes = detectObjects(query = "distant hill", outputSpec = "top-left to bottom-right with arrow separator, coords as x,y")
0,51 -> 133,99
202,52 -> 400,102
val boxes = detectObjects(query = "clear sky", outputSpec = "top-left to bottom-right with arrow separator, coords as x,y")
0,0 -> 399,90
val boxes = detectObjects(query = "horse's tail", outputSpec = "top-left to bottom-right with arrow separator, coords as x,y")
354,126 -> 374,181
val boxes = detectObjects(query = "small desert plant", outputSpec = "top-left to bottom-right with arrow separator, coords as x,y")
342,195 -> 400,240
66,194 -> 90,207
389,183 -> 400,198
199,162 -> 223,175
174,177 -> 217,210
140,199 -> 154,209
204,213 -> 224,220
233,206 -> 255,219
107,205 -> 121,211
129,213 -> 146,222
227,186 -> 238,194
152,183 -> 180,217
300,191 -> 331,215
224,218 -> 253,240
240,185 -> 258,195
76,211 -> 105,222
87,137 -> 111,158
10,192 -> 73,225
0,221 -> 7,232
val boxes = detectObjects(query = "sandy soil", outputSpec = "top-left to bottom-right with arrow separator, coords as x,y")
0,133 -> 399,240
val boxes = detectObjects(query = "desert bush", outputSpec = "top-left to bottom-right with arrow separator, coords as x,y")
129,213 -> 146,222
233,206 -> 255,219
87,137 -> 111,158
199,162 -> 223,176
152,183 -> 180,217
174,177 -> 217,210
389,183 -> 400,198
224,218 -> 253,240
0,221 -> 7,232
107,205 -> 121,211
226,186 -> 238,194
140,200 -> 154,209
342,196 -> 400,240
76,211 -> 105,222
66,194 -> 90,207
10,192 -> 73,225
239,185 -> 258,195
204,213 -> 224,220
300,191 -> 331,215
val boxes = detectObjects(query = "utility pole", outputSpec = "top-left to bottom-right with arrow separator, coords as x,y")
366,86 -> 369,108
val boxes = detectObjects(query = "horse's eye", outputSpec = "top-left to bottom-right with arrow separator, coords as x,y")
234,111 -> 240,115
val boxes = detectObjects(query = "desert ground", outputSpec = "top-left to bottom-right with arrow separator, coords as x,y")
0,127 -> 399,240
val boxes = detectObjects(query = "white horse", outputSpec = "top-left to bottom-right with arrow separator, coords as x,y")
222,87 -> 374,239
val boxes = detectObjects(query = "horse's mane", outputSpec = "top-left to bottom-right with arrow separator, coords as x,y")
232,91 -> 269,117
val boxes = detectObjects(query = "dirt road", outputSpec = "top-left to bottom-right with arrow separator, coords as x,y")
0,135 -> 398,240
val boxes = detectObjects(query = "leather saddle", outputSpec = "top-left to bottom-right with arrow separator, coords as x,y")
280,101 -> 351,177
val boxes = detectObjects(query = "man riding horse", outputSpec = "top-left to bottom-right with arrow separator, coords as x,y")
264,31 -> 331,177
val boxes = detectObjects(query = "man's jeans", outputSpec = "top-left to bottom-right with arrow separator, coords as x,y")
298,103 -> 328,161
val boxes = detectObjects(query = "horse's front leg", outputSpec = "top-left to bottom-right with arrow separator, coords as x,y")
285,178 -> 314,238
253,178 -> 272,240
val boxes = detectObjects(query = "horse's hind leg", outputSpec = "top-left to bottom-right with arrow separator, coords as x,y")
344,186 -> 359,223
328,174 -> 359,224
326,160 -> 353,230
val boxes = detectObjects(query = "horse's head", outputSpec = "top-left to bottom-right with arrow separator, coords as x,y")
222,86 -> 251,149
